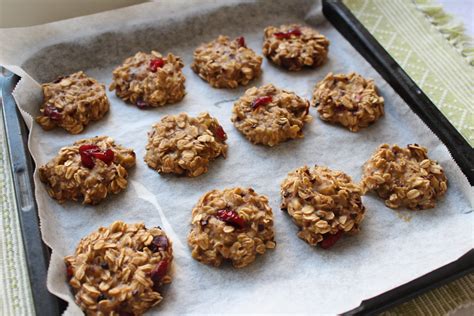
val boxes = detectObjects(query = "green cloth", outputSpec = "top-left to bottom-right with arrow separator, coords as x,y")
344,0 -> 473,147
0,0 -> 473,315
0,105 -> 35,315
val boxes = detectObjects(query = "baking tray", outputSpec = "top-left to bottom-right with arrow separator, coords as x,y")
1,0 -> 473,314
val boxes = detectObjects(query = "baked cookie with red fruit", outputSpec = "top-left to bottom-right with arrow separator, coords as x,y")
65,221 -> 173,315
39,136 -> 136,205
145,112 -> 228,177
263,24 -> 329,71
231,83 -> 311,146
110,51 -> 186,108
188,187 -> 276,268
313,72 -> 384,132
362,144 -> 448,210
36,71 -> 110,134
191,35 -> 262,88
281,165 -> 365,248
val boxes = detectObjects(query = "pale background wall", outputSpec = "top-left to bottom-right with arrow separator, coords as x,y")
0,0 -> 146,28
0,0 -> 472,33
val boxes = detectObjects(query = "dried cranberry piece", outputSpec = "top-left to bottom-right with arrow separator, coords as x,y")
148,235 -> 169,252
66,264 -> 74,279
104,149 -> 115,163
79,144 -> 100,152
135,98 -> 149,109
79,145 -> 100,169
274,28 -> 302,39
251,96 -> 273,110
79,145 -> 114,168
79,150 -> 95,169
91,149 -> 114,165
236,36 -> 246,48
89,151 -> 106,160
151,259 -> 169,290
149,58 -> 165,72
212,125 -> 227,142
43,105 -> 62,121
320,231 -> 343,249
216,209 -> 246,229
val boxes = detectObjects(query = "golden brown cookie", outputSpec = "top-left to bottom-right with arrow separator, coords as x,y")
262,24 -> 329,71
65,221 -> 173,315
36,71 -> 109,134
188,187 -> 276,268
281,165 -> 365,248
231,83 -> 311,146
362,144 -> 448,210
39,136 -> 136,205
312,72 -> 384,132
145,113 -> 228,177
110,51 -> 185,108
191,35 -> 262,88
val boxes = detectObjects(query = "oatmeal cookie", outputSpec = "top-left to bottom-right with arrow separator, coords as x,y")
262,24 -> 329,71
231,83 -> 311,146
39,136 -> 136,205
188,187 -> 275,268
145,112 -> 227,177
109,51 -> 185,108
312,72 -> 384,132
65,221 -> 173,316
281,165 -> 365,248
362,144 -> 448,210
36,71 -> 109,134
191,35 -> 262,88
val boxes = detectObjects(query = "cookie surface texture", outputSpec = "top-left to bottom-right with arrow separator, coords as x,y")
110,51 -> 186,108
231,83 -> 311,146
65,221 -> 173,315
39,136 -> 136,205
191,35 -> 262,88
312,72 -> 384,131
188,187 -> 276,268
145,112 -> 228,177
362,144 -> 448,210
280,165 -> 365,248
36,71 -> 110,134
263,24 -> 329,71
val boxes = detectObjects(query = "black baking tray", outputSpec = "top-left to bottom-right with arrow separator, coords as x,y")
1,1 -> 473,315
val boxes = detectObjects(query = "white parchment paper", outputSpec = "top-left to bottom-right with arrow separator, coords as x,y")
1,1 -> 473,314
